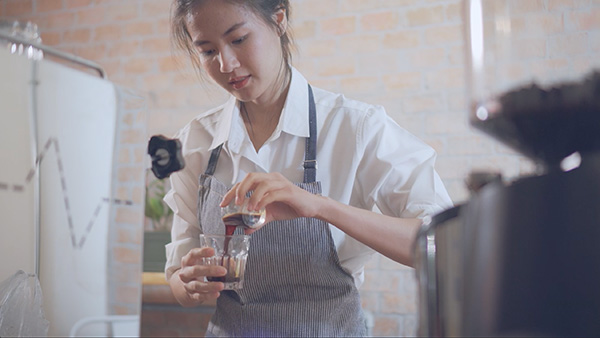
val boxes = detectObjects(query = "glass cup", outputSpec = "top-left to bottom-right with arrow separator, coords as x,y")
221,197 -> 266,230
199,234 -> 250,290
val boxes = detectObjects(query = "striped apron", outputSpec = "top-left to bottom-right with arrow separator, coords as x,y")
197,85 -> 366,337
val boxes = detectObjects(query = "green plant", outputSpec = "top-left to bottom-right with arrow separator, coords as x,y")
144,174 -> 173,232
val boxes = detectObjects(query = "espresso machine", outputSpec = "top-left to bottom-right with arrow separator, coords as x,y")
415,1 -> 600,336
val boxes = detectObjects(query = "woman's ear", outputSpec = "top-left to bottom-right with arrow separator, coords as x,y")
273,7 -> 287,37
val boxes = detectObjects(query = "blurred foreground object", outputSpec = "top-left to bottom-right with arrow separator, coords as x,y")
414,1 -> 600,336
147,135 -> 185,179
0,270 -> 49,337
0,20 -> 44,60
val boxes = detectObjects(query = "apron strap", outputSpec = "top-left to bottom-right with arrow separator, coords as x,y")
303,84 -> 317,183
204,143 -> 223,176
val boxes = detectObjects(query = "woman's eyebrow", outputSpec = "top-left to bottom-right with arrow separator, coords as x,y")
224,22 -> 246,36
194,21 -> 247,47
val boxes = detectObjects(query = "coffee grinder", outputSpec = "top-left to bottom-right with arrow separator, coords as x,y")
415,1 -> 600,336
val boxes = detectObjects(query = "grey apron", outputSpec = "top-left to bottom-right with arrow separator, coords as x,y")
197,85 -> 366,337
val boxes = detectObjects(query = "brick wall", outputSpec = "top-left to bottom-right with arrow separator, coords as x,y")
2,0 -> 599,336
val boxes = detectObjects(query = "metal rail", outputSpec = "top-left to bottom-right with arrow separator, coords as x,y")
0,30 -> 106,79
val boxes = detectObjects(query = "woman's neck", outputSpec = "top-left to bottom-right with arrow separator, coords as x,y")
241,70 -> 291,151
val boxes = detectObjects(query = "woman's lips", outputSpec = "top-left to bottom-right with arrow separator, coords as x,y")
230,76 -> 250,90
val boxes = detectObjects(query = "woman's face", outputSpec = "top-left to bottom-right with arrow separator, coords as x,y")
185,1 -> 286,105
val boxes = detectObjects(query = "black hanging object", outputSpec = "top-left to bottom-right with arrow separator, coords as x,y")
147,135 -> 185,179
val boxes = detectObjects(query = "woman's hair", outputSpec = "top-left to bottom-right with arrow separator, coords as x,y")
171,0 -> 294,78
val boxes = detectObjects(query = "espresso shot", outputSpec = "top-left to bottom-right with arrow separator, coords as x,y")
199,234 -> 250,290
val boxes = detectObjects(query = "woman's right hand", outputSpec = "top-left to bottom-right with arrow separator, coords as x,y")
170,247 -> 227,307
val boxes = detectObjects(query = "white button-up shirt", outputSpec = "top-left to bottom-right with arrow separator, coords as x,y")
164,67 -> 452,288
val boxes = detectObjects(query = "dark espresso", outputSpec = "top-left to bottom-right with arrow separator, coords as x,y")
206,254 -> 241,284
206,276 -> 240,283
222,212 -> 264,229
206,228 -> 235,283
206,215 -> 256,283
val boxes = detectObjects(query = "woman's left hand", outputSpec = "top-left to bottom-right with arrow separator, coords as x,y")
219,172 -> 323,233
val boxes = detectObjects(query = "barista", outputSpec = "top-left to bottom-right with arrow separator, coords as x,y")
164,0 -> 452,336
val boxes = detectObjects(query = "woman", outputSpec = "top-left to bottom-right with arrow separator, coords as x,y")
164,0 -> 452,336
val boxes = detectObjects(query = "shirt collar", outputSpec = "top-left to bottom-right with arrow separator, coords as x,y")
209,66 -> 310,152
209,96 -> 238,151
280,67 -> 310,138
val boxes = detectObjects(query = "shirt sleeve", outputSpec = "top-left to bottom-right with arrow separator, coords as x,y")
162,129 -> 205,281
354,105 -> 453,219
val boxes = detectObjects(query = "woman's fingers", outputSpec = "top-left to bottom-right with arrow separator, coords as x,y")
240,173 -> 290,211
220,182 -> 240,207
252,181 -> 297,209
191,291 -> 221,301
183,277 -> 225,294
179,246 -> 227,287
221,172 -> 290,209
221,172 -> 321,222
185,279 -> 222,302
179,246 -> 227,301
179,264 -> 227,283
234,173 -> 262,205
181,247 -> 213,267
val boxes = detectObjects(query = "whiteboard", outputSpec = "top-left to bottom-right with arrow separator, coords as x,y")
0,48 -> 35,283
0,47 -> 123,336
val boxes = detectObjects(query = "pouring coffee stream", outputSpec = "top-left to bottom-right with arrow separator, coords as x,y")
218,197 -> 266,278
